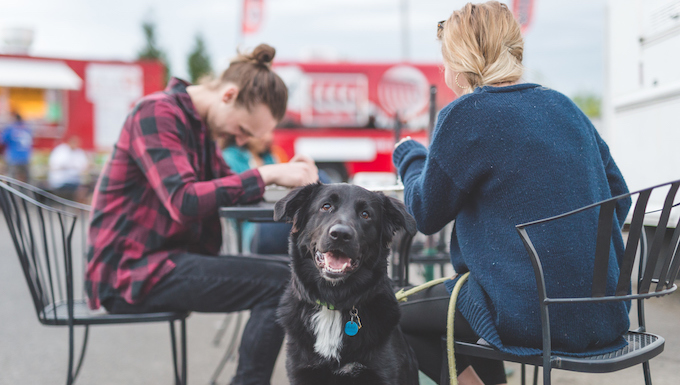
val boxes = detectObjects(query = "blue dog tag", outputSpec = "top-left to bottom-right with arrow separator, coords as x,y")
345,321 -> 359,336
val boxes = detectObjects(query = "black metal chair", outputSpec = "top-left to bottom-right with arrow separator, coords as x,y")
0,177 -> 189,385
444,179 -> 680,385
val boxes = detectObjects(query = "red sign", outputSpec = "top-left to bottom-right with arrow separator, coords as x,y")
377,65 -> 430,119
304,74 -> 369,127
512,0 -> 534,34
242,0 -> 265,35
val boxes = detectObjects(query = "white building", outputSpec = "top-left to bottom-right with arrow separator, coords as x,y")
604,0 -> 680,191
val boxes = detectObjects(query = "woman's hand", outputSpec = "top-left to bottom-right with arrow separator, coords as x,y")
394,136 -> 413,149
257,154 -> 319,187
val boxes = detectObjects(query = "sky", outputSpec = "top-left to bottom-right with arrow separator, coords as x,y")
0,0 -> 607,98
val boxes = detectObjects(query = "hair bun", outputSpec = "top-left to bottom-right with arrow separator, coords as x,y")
252,44 -> 276,66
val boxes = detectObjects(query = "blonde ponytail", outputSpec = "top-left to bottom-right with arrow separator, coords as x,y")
439,1 -> 524,94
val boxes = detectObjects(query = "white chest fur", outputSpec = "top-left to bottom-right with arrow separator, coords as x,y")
310,306 -> 343,361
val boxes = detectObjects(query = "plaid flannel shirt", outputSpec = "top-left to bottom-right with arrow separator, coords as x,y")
86,78 -> 265,309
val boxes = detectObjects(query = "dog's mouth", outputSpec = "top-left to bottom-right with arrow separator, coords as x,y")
315,250 -> 359,278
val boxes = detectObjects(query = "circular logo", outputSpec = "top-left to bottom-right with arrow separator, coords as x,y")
377,65 -> 429,119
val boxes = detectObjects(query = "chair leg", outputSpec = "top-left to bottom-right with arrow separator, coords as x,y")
642,361 -> 652,385
212,314 -> 235,346
521,364 -> 525,385
181,319 -> 187,385
71,326 -> 90,381
210,312 -> 244,385
533,365 -> 538,385
169,320 -> 183,385
66,323 -> 75,385
542,364 -> 550,385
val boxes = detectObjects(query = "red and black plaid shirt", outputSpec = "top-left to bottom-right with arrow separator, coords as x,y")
86,78 -> 265,309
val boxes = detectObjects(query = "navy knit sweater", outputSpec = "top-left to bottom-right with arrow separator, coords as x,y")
393,83 -> 632,356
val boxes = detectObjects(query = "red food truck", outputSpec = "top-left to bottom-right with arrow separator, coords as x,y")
1,54 -> 455,182
0,53 -> 165,152
271,62 -> 456,181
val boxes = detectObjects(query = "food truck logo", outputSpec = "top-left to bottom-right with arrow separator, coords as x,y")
304,73 -> 369,127
274,64 -> 430,127
377,65 -> 429,120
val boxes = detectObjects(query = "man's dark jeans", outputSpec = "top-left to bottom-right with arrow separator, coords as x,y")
103,253 -> 290,385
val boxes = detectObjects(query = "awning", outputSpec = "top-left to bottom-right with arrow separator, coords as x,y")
0,57 -> 82,90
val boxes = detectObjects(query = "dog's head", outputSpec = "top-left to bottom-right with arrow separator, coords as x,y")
274,183 -> 416,284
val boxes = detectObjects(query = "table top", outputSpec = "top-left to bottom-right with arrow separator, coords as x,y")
218,184 -> 403,222
219,202 -> 276,221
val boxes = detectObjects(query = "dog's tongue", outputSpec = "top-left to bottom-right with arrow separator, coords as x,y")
324,252 -> 351,270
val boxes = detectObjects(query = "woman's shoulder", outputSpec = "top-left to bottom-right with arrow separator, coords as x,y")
437,92 -> 479,121
438,83 -> 544,113
469,83 -> 580,113
436,89 -> 505,127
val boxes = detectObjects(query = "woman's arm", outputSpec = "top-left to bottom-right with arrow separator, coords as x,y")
392,131 -> 471,235
594,129 -> 631,226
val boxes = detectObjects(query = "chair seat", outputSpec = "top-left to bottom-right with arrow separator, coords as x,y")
40,300 -> 189,326
453,331 -> 665,373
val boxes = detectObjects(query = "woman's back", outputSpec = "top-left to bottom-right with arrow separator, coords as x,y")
395,83 -> 631,354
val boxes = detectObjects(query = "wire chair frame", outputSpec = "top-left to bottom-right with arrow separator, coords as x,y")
0,182 -> 78,324
515,179 -> 680,384
0,178 -> 188,385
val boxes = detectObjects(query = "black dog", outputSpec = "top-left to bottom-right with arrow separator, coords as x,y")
274,182 -> 419,385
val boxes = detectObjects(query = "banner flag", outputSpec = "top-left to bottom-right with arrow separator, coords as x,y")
512,0 -> 535,34
242,0 -> 265,35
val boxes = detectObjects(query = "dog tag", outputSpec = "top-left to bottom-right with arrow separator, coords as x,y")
345,306 -> 362,336
345,321 -> 359,336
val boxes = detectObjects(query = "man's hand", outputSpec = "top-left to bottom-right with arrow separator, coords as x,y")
258,154 -> 319,187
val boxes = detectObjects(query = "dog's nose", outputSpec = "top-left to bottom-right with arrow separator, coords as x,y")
329,224 -> 353,242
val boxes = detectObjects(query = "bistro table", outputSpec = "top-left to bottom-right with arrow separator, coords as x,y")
219,202 -> 276,254
218,183 -> 411,282
211,201 -> 281,385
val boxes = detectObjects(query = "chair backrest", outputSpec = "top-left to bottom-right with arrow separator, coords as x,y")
516,179 -> 680,306
0,177 -> 91,325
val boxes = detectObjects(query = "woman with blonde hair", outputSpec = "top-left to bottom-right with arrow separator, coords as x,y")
394,2 -> 630,385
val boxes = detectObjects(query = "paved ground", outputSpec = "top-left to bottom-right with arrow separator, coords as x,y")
1,221 -> 679,385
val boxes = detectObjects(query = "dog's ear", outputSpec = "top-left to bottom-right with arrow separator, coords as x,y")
382,195 -> 417,239
274,182 -> 322,231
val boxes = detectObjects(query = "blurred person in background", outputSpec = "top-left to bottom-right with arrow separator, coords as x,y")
1,112 -> 33,183
221,131 -> 288,254
48,135 -> 90,202
220,132 -> 329,255
222,130 -> 285,172
393,2 -> 630,385
86,44 -> 318,385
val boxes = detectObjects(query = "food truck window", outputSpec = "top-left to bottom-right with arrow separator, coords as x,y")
0,87 -> 65,138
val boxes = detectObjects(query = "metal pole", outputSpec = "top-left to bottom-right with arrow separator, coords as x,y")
428,85 -> 438,141
236,0 -> 244,51
394,112 -> 402,145
400,0 -> 410,61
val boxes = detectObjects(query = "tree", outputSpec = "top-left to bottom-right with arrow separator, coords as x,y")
138,19 -> 171,85
571,92 -> 601,118
187,33 -> 213,84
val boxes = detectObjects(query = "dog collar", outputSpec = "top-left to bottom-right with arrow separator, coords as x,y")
315,299 -> 336,310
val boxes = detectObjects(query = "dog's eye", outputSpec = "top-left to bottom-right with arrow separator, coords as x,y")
361,211 -> 370,219
321,203 -> 332,212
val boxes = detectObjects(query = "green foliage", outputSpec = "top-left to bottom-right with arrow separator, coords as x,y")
187,33 -> 213,84
138,19 -> 171,85
571,92 -> 601,118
